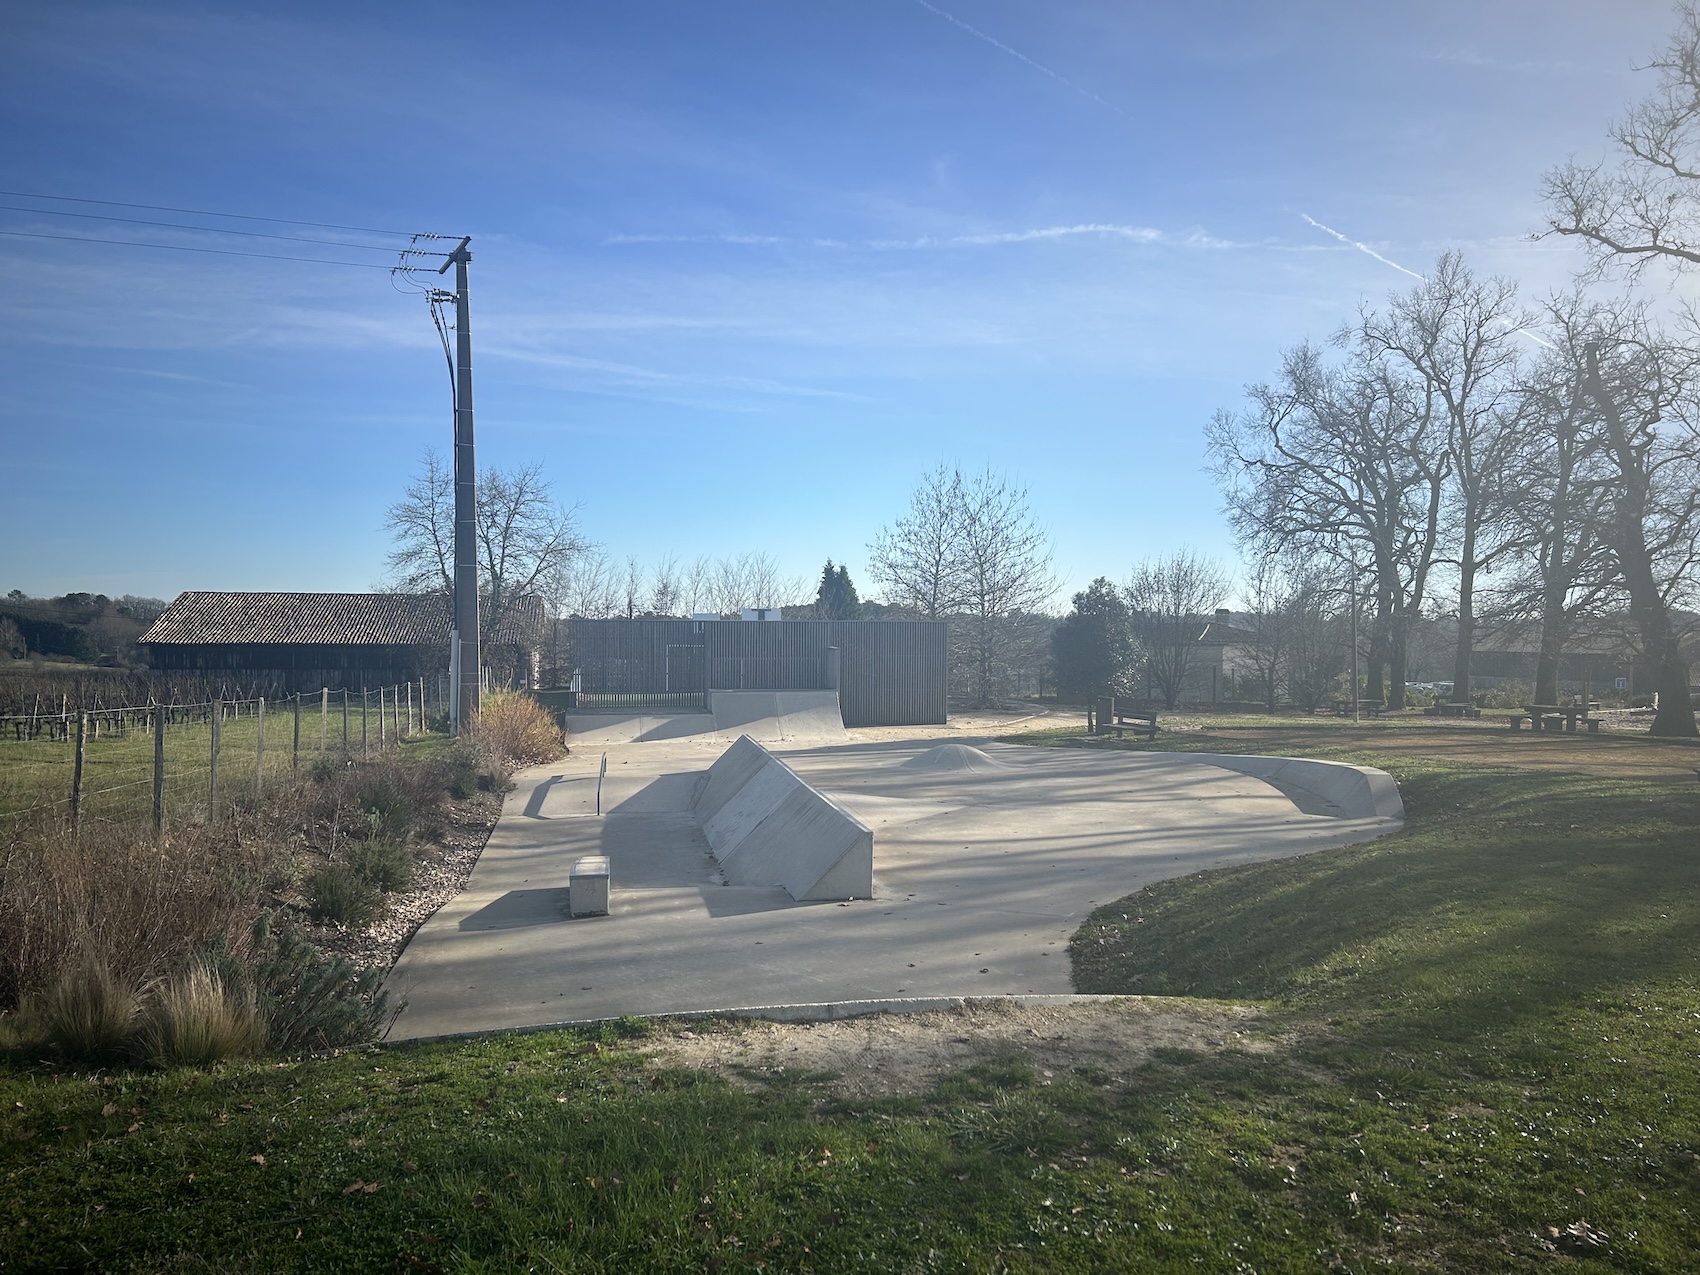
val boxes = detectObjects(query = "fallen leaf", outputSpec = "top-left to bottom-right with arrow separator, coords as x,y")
126,1122 -> 142,1134
250,1154 -> 266,1166
100,1103 -> 117,1117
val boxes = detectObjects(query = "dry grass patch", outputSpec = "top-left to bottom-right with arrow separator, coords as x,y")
643,997 -> 1272,1098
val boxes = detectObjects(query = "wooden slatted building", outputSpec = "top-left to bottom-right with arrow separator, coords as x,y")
563,618 -> 947,727
141,592 -> 546,692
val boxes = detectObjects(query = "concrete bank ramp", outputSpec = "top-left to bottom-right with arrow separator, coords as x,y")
693,735 -> 873,900
1201,754 -> 1403,821
565,690 -> 846,748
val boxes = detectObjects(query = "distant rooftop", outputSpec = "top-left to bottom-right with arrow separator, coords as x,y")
140,592 -> 543,647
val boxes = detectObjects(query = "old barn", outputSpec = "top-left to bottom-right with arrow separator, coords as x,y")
141,591 -> 546,692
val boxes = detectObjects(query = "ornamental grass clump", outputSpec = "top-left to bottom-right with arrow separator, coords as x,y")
141,960 -> 264,1068
35,952 -> 142,1064
472,692 -> 564,768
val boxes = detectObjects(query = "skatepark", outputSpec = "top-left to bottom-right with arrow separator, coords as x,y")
383,691 -> 1403,1041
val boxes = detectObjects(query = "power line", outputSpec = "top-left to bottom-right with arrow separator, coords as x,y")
0,190 -> 434,237
0,202 -> 440,254
0,227 -> 415,269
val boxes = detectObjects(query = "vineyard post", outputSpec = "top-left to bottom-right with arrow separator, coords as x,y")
152,705 -> 165,833
292,692 -> 301,776
255,696 -> 266,799
209,697 -> 222,822
71,711 -> 87,829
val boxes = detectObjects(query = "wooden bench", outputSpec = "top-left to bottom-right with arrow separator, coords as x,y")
1511,705 -> 1600,734
1105,707 -> 1157,740
1086,700 -> 1157,740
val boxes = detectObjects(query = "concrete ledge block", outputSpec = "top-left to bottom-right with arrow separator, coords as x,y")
569,855 -> 611,917
693,735 -> 873,900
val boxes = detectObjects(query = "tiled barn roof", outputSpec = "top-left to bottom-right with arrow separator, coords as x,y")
140,592 -> 544,647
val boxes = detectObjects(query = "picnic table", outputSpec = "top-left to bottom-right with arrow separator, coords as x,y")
1331,699 -> 1386,718
1512,704 -> 1600,734
1429,701 -> 1481,719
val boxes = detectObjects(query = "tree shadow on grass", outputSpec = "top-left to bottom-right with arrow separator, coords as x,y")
1071,761 -> 1700,1057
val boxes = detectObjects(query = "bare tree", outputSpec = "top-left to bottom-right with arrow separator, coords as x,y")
1360,253 -> 1526,706
953,470 -> 1057,707
1208,342 -> 1448,708
868,465 -> 968,619
1544,4 -> 1700,277
560,549 -> 623,619
1581,313 -> 1700,736
1238,555 -> 1309,712
1282,570 -> 1352,712
1125,548 -> 1230,709
1492,297 -> 1622,705
387,449 -> 592,637
648,555 -> 685,617
683,556 -> 714,616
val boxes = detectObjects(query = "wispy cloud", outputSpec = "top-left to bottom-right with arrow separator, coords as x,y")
607,223 -> 1240,252
910,0 -> 1129,120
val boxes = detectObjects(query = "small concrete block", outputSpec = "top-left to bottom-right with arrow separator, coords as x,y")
569,855 -> 611,917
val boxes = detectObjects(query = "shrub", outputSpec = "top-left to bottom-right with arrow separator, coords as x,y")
247,911 -> 393,1053
355,774 -> 414,841
1482,680 -> 1534,709
141,960 -> 263,1068
346,839 -> 412,893
306,863 -> 382,928
472,692 -> 564,768
34,953 -> 142,1063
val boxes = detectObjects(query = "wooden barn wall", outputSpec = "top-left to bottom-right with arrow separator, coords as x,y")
563,620 -> 947,726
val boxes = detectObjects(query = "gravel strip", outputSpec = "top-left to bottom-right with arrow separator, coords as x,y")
305,790 -> 502,973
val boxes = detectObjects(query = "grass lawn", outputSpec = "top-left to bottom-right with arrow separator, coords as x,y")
3,723 -> 1698,1270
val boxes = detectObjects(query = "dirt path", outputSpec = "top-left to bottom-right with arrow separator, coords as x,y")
641,998 -> 1271,1099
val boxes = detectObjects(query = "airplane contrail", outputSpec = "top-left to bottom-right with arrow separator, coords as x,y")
1301,213 -> 1426,281
1301,214 -> 1558,350
911,0 -> 1129,120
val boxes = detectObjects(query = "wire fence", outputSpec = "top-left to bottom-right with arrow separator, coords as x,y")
0,681 -> 440,830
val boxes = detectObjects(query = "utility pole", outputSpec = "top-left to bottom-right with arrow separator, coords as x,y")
439,237 -> 480,734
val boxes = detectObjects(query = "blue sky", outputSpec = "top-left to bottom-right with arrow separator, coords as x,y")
0,0 -> 1679,607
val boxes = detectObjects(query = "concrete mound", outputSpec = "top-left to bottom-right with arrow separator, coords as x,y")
897,743 -> 1006,774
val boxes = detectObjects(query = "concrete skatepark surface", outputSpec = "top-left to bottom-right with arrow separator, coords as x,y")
384,715 -> 1403,1042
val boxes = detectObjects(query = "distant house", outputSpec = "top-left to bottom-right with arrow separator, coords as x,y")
1183,609 -> 1262,704
141,592 -> 546,692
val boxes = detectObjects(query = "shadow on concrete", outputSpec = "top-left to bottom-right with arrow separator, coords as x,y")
697,884 -> 807,918
458,888 -> 572,931
522,775 -> 568,819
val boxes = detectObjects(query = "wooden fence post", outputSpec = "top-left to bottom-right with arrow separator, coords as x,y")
292,693 -> 301,776
152,705 -> 165,834
406,681 -> 414,736
341,688 -> 349,753
255,696 -> 265,799
320,687 -> 328,752
361,687 -> 369,760
209,697 -> 222,822
71,711 -> 86,829
378,687 -> 387,751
